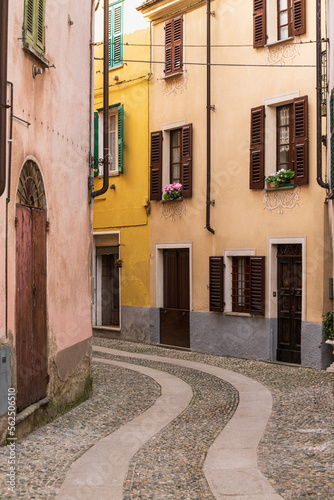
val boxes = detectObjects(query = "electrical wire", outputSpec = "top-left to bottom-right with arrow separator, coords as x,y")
93,57 -> 316,68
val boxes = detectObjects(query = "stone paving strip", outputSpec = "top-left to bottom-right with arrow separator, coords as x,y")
57,357 -> 193,500
93,339 -> 334,500
0,363 -> 161,499
93,346 -> 282,500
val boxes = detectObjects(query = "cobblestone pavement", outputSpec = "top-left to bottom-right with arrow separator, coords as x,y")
0,338 -> 333,499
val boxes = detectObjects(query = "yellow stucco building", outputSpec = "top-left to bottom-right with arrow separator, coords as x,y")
92,1 -> 151,341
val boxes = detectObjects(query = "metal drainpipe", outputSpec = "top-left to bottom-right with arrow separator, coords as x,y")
92,0 -> 109,198
206,0 -> 214,234
0,0 -> 9,198
316,0 -> 329,190
5,82 -> 13,339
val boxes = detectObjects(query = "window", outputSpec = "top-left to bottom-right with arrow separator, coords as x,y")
93,104 -> 124,177
150,124 -> 192,200
253,0 -> 306,47
109,1 -> 123,69
209,255 -> 265,316
250,95 -> 308,189
23,0 -> 45,53
232,257 -> 250,313
170,129 -> 182,184
277,104 -> 293,171
165,16 -> 183,77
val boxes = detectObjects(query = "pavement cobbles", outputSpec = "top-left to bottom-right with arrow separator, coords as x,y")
93,338 -> 334,500
0,337 -> 333,500
0,362 -> 161,499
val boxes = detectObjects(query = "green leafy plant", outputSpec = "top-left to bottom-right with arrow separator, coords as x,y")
265,169 -> 295,187
322,310 -> 334,342
114,258 -> 123,267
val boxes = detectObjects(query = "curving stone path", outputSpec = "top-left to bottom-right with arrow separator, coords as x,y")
58,346 -> 283,500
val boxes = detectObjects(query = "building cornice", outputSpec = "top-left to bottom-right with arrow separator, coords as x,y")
137,0 -> 204,22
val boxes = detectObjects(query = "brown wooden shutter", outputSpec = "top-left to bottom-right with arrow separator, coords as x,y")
293,95 -> 308,185
181,124 -> 192,198
209,257 -> 224,313
165,20 -> 172,76
173,16 -> 183,73
250,256 -> 265,316
150,131 -> 163,200
250,106 -> 265,189
253,0 -> 266,48
292,0 -> 306,36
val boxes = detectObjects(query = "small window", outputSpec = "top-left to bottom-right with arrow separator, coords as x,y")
165,16 -> 183,77
277,104 -> 293,171
253,0 -> 306,47
170,129 -> 182,184
278,0 -> 293,40
232,257 -> 250,313
150,124 -> 192,200
23,0 -> 45,53
109,1 -> 123,70
94,104 -> 124,176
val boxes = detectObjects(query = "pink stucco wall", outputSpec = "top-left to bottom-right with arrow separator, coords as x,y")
0,0 -> 93,355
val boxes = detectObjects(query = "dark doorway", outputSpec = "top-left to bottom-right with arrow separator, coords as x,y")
160,249 -> 190,348
277,244 -> 302,364
16,205 -> 48,412
101,253 -> 120,327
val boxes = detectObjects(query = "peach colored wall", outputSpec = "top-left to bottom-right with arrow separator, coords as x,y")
145,0 -> 329,324
0,0 -> 93,354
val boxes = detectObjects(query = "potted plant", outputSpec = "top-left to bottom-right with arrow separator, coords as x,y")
265,169 -> 295,188
322,310 -> 334,371
115,258 -> 123,268
163,183 -> 183,201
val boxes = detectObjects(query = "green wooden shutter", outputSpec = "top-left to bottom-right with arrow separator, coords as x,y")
109,2 -> 123,69
330,89 -> 334,135
94,112 -> 99,177
24,0 -> 35,46
250,106 -> 265,189
330,90 -> 334,190
36,0 -> 45,51
209,257 -> 224,313
118,104 -> 124,173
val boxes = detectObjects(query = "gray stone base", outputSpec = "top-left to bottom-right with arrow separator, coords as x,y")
105,306 -> 333,370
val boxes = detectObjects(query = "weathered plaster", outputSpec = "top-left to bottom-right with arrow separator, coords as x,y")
54,337 -> 92,382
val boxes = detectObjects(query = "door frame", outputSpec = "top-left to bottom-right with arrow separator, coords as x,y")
268,236 -> 306,359
93,231 -> 121,330
155,242 -> 193,310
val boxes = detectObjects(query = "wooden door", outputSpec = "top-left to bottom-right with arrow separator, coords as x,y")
101,254 -> 119,326
277,245 -> 302,364
16,205 -> 48,412
160,249 -> 190,348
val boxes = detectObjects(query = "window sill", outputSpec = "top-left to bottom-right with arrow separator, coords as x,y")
109,63 -> 124,72
264,183 -> 295,191
22,42 -> 50,68
224,312 -> 251,317
265,37 -> 294,48
163,71 -> 184,80
98,171 -> 120,178
160,197 -> 184,203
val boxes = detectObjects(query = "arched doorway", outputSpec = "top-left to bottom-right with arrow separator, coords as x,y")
15,160 -> 48,412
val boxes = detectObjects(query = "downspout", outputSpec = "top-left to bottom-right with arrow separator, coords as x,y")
5,82 -> 13,340
0,0 -> 9,197
206,0 -> 214,234
316,0 -> 329,189
92,0 -> 109,198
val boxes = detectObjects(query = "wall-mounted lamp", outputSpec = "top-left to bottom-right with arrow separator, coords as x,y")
32,65 -> 43,78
